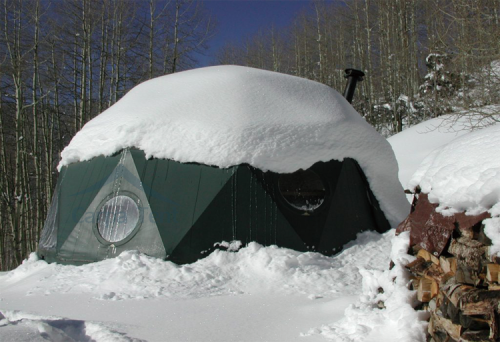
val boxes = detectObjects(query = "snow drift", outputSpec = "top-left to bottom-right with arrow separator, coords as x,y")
1,231 -> 417,342
408,124 -> 500,216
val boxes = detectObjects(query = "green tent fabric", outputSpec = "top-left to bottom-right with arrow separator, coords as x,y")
38,148 -> 390,265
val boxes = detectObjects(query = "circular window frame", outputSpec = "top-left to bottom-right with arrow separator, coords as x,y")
276,168 -> 330,215
92,191 -> 144,246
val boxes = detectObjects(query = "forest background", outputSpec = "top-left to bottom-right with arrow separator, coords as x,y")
1,0 -> 499,270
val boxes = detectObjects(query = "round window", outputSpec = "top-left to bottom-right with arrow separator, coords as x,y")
96,195 -> 140,243
278,170 -> 326,212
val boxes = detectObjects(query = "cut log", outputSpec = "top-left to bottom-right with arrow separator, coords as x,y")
489,311 -> 498,340
485,264 -> 500,283
429,298 -> 437,312
436,288 -> 445,309
460,289 -> 500,313
448,237 -> 485,270
445,299 -> 460,324
488,283 -> 500,291
461,329 -> 491,341
452,237 -> 484,250
423,263 -> 447,284
406,257 -> 428,275
418,248 -> 440,265
443,285 -> 500,315
396,192 -> 498,341
461,301 -> 495,315
411,278 -> 420,292
428,312 -> 434,336
445,284 -> 475,307
439,256 -> 457,275
418,277 -> 434,302
432,280 -> 440,299
459,314 -> 490,330
455,265 -> 479,285
430,331 -> 451,342
406,256 -> 426,269
430,311 -> 462,340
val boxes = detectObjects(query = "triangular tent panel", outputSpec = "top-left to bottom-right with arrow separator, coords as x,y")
318,159 -> 384,254
50,150 -> 166,264
130,149 -> 235,257
169,164 -> 309,264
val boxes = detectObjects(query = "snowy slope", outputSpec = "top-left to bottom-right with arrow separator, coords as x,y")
408,123 -> 500,214
408,123 -> 500,255
388,111 -> 498,190
388,116 -> 471,190
58,65 -> 408,226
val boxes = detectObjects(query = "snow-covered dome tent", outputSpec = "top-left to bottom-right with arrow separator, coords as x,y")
38,66 -> 408,265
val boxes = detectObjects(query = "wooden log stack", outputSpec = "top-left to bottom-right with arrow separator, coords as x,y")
397,191 -> 498,342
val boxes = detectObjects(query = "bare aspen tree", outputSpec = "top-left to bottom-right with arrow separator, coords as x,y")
146,0 -> 171,79
97,1 -> 109,114
171,0 -> 181,73
0,40 -> 8,268
270,26 -> 281,72
313,1 -> 326,83
80,0 -> 88,128
149,0 -> 157,78
31,0 -> 42,248
362,0 -> 375,121
290,17 -> 304,77
169,0 -> 215,73
3,0 -> 27,266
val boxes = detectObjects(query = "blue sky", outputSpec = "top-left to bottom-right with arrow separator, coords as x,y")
197,0 -> 314,66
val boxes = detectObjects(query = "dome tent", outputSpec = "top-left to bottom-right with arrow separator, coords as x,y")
38,66 -> 408,265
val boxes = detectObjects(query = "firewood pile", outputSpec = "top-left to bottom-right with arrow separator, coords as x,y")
397,191 -> 499,342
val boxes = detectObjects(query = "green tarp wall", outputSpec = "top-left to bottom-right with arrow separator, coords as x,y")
38,148 -> 390,265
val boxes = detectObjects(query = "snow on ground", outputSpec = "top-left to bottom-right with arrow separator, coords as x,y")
0,310 -> 135,342
0,230 -> 428,342
306,231 -> 427,342
0,230 -> 421,342
58,65 -> 407,226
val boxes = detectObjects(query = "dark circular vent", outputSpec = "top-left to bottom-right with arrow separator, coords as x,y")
278,170 -> 326,212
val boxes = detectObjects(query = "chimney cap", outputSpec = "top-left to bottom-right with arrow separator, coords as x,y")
344,69 -> 365,79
